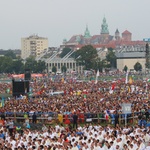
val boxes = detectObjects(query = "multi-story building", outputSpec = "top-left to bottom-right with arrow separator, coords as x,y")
21,35 -> 48,59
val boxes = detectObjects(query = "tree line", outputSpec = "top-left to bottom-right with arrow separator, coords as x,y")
0,46 -> 143,74
0,51 -> 46,73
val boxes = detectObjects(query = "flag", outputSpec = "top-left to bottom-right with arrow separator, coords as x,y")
147,79 -> 150,82
125,71 -> 129,84
109,83 -> 115,94
145,83 -> 148,93
1,97 -> 5,107
50,77 -> 54,82
111,83 -> 115,90
128,86 -> 131,93
95,70 -> 100,84
129,76 -> 133,84
96,69 -> 100,77
131,85 -> 135,93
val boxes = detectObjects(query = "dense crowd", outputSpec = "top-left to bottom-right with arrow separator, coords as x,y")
0,74 -> 150,149
0,123 -> 150,150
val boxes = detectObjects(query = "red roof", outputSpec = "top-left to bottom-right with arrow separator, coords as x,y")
74,39 -> 145,49
122,30 -> 132,35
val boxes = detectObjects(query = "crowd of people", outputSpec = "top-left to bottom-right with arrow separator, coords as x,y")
0,73 -> 150,149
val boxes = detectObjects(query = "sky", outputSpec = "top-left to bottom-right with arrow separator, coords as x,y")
0,0 -> 150,49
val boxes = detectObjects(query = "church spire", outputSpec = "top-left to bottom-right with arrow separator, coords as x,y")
115,28 -> 120,40
84,25 -> 91,38
101,17 -> 109,34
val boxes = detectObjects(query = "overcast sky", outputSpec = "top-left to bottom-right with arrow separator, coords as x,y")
0,0 -> 150,49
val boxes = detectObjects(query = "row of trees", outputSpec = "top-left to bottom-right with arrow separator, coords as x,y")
51,65 -> 67,74
0,51 -> 46,73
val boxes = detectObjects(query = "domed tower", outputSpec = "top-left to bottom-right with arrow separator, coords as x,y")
63,38 -> 67,44
101,17 -> 109,35
115,29 -> 120,41
100,17 -> 109,43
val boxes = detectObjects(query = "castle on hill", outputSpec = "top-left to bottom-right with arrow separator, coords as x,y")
62,17 -> 145,50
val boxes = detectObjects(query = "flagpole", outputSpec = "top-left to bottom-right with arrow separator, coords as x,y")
95,70 -> 99,84
125,71 -> 129,84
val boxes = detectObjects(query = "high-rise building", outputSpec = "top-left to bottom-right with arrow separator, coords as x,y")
21,35 -> 48,59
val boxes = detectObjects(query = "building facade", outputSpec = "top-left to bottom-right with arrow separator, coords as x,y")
116,51 -> 146,71
45,50 -> 83,74
21,35 -> 48,59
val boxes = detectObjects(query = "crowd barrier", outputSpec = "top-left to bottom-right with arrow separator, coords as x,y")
0,111 -> 145,126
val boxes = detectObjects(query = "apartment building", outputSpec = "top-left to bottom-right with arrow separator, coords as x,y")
21,35 -> 48,59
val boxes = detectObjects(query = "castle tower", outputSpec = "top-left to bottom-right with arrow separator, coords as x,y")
101,17 -> 109,35
122,30 -> 132,41
100,17 -> 109,43
84,25 -> 91,38
115,29 -> 120,40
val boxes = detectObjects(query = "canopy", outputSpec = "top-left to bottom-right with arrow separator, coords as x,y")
12,74 -> 44,78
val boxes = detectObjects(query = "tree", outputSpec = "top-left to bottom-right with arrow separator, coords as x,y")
52,66 -> 57,74
71,50 -> 80,59
123,65 -> 128,72
0,56 -> 24,73
134,62 -> 142,72
25,56 -> 37,73
0,55 -> 46,73
0,56 -> 13,73
24,56 -> 46,73
61,65 -> 67,73
36,60 -> 46,73
75,45 -> 98,70
60,48 -> 71,58
11,58 -> 24,73
5,50 -> 16,59
106,49 -> 116,68
145,43 -> 150,69
93,58 -> 104,72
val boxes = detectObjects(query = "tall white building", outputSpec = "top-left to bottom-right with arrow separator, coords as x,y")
21,35 -> 48,59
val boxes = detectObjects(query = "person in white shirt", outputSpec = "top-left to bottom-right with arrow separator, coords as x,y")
143,130 -> 150,146
145,142 -> 150,150
82,143 -> 90,150
8,119 -> 14,136
71,142 -> 78,150
96,142 -> 105,150
109,141 -> 115,150
138,139 -> 146,150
